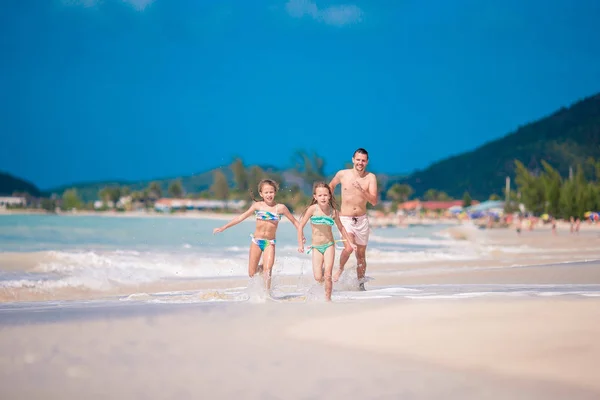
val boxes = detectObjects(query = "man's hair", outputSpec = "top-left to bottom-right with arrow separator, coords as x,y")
353,148 -> 369,160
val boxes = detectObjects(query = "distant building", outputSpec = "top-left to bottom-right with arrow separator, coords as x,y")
154,198 -> 247,212
94,200 -> 114,209
0,196 -> 26,208
397,200 -> 479,212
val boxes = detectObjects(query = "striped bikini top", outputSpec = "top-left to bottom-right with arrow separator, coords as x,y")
310,208 -> 335,226
255,205 -> 282,221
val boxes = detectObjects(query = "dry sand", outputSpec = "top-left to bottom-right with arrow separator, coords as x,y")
1,298 -> 599,399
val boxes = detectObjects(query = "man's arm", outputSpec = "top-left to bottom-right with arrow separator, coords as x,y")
357,174 -> 378,206
329,171 -> 341,194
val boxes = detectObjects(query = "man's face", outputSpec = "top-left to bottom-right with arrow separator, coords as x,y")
352,153 -> 368,172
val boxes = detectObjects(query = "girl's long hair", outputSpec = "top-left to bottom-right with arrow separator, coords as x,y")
300,181 -> 339,219
248,179 -> 279,202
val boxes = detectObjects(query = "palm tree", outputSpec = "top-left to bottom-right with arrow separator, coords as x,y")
387,183 -> 413,203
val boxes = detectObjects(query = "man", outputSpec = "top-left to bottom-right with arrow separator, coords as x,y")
329,148 -> 378,290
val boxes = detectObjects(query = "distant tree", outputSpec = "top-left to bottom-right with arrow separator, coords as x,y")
168,180 -> 184,198
131,190 -> 144,202
247,166 -> 265,196
40,198 -> 56,213
422,189 -> 452,201
211,170 -> 229,200
387,183 -> 413,203
462,192 -> 472,208
121,186 -> 131,197
437,191 -> 452,201
230,157 -> 248,192
514,160 -> 545,215
423,189 -> 438,201
574,166 -> 589,217
559,179 -> 577,219
292,150 -> 326,182
109,187 -> 121,205
489,194 -> 501,201
585,183 -> 600,211
99,187 -> 111,203
540,160 -> 562,216
62,189 -> 83,210
148,181 -> 162,200
98,186 -> 121,207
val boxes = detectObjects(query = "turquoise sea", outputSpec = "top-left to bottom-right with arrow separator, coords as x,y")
1,214 -> 599,307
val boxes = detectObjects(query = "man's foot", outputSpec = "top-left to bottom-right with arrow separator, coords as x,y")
333,268 -> 343,282
359,282 -> 366,291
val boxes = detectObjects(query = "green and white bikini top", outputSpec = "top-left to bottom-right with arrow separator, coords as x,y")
310,208 -> 335,226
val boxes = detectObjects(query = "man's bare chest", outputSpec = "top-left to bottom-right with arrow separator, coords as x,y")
341,175 -> 369,191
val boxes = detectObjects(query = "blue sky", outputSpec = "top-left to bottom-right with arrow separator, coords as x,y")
1,0 -> 599,189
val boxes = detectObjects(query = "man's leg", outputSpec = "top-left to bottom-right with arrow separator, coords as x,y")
355,245 -> 367,290
333,233 -> 355,282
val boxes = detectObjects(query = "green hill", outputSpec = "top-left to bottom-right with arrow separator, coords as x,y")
0,172 -> 41,197
45,169 -> 230,203
396,93 -> 600,200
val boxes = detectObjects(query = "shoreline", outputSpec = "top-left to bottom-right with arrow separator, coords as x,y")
2,208 -> 598,232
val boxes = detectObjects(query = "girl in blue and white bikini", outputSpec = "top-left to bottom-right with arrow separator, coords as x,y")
213,179 -> 301,292
297,182 -> 355,301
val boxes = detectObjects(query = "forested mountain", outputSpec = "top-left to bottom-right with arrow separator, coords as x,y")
395,93 -> 600,199
0,172 -> 41,197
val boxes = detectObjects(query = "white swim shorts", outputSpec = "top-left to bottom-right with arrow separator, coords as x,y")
340,215 -> 370,246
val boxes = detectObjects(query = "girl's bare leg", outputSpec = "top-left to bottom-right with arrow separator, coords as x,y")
312,250 -> 324,283
323,246 -> 335,301
248,243 -> 262,278
262,245 -> 276,291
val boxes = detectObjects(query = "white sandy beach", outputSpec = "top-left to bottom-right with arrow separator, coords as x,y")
1,298 -> 599,399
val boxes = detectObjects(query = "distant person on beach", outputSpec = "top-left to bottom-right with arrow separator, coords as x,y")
570,217 -> 575,234
213,179 -> 301,292
329,148 -> 378,290
297,182 -> 355,301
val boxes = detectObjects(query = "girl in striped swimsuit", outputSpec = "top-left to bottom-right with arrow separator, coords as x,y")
213,179 -> 301,292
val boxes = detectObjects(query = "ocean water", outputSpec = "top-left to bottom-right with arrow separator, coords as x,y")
1,214 -> 599,307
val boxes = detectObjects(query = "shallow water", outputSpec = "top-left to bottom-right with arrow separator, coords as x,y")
1,214 -> 599,305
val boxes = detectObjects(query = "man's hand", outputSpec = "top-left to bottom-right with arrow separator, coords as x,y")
352,181 -> 364,192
